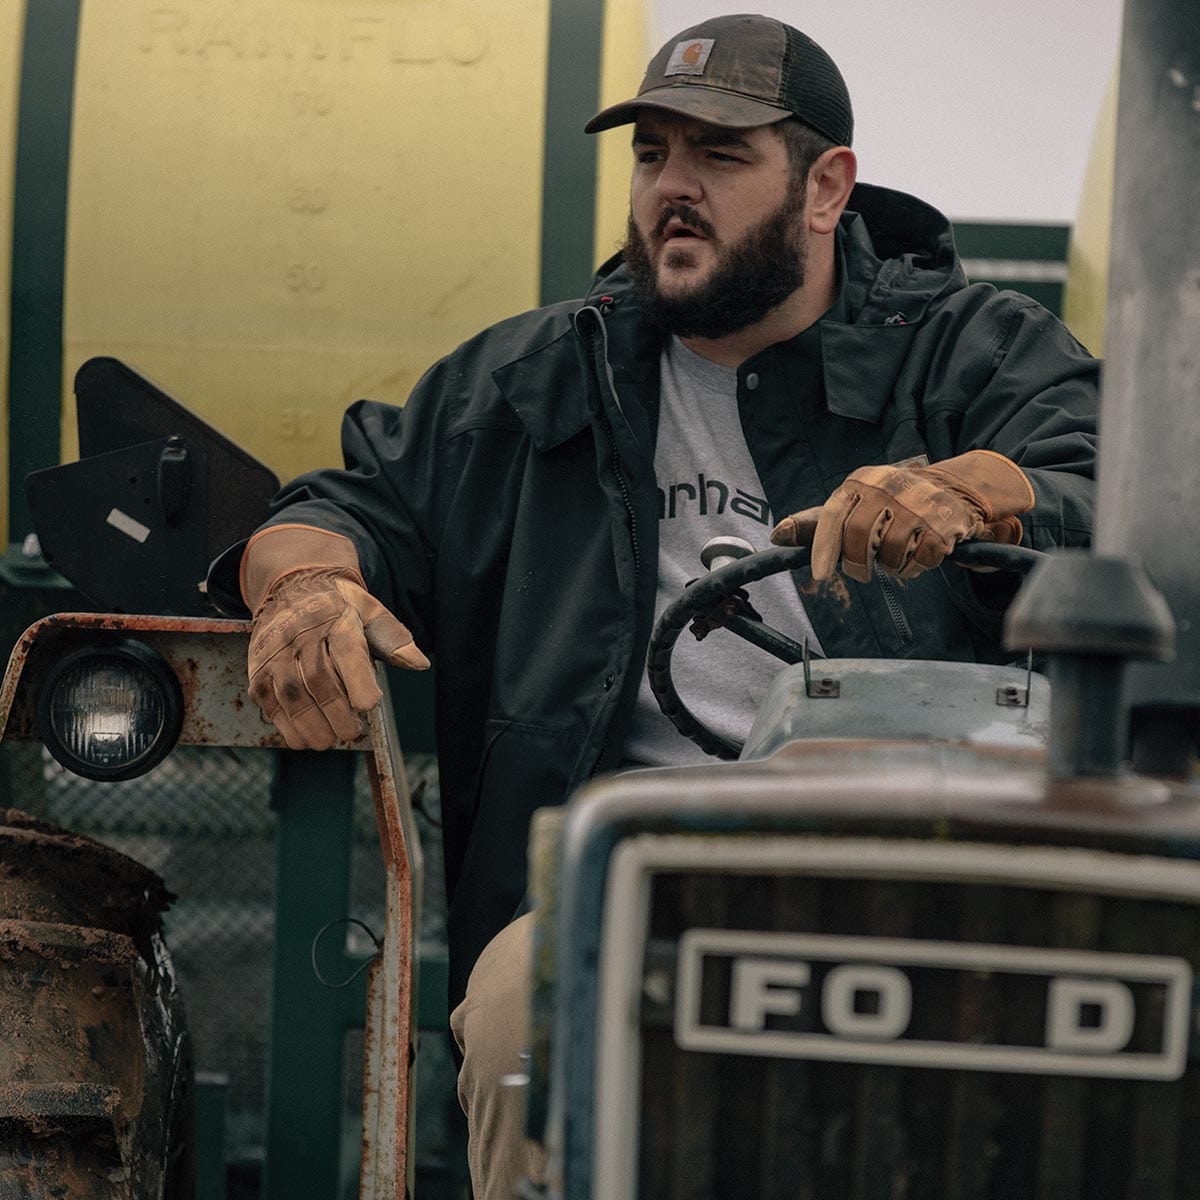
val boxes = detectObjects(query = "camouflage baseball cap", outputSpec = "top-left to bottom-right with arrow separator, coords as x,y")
585,13 -> 853,146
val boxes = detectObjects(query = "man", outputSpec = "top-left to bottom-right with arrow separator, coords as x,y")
213,14 -> 1096,1195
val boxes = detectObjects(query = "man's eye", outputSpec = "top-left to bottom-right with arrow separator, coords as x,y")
636,150 -> 664,164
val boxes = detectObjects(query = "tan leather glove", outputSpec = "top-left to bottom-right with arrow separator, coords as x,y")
242,524 -> 429,751
770,450 -> 1035,583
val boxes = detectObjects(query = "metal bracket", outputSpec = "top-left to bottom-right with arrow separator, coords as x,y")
803,639 -> 840,699
995,650 -> 1033,708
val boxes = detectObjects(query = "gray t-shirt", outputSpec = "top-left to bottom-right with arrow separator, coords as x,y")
621,337 -> 823,767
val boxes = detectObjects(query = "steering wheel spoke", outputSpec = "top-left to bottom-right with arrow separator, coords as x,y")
716,610 -> 808,665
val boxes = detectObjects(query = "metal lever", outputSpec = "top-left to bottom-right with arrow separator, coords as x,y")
157,436 -> 192,527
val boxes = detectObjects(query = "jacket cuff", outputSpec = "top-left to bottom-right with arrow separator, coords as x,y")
205,538 -> 252,617
239,523 -> 363,611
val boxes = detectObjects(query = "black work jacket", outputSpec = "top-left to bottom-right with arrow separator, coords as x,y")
223,183 -> 1098,1005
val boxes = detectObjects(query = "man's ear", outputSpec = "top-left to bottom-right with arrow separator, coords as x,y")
808,147 -> 857,235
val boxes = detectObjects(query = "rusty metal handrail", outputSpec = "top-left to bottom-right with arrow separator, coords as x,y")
360,669 -> 423,1200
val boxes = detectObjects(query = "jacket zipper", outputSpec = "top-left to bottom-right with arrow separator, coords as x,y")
576,307 -> 642,780
579,309 -> 641,584
874,565 -> 913,646
604,415 -> 640,583
585,437 -> 635,788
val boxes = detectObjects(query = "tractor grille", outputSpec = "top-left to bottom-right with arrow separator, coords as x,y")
621,843 -> 1200,1200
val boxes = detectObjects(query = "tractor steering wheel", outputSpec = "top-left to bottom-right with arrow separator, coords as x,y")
646,539 -> 1045,761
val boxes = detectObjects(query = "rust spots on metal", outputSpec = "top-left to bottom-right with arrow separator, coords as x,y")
357,703 -> 421,1198
0,810 -> 174,932
2,614 -> 406,1193
1,808 -> 190,1196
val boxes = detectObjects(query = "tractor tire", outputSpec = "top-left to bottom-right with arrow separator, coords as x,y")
0,808 -> 193,1199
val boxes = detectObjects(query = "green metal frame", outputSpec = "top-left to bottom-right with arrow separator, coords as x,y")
7,0 -> 80,545
265,750 -> 449,1198
195,1073 -> 230,1200
953,221 -> 1071,316
266,751 -> 367,1199
539,0 -> 606,305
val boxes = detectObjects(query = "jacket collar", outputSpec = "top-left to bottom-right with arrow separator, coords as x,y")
493,335 -> 591,452
818,321 -> 919,423
498,181 -> 966,443
492,270 -> 661,452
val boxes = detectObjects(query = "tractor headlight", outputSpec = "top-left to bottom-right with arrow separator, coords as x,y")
36,639 -> 184,781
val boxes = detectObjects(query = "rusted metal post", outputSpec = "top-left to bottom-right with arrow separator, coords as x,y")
1095,0 -> 1200,775
359,674 -> 422,1200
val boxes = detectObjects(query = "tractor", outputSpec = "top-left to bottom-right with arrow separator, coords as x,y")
1,0 -> 1196,1196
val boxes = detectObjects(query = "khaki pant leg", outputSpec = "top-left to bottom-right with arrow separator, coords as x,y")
450,911 -> 546,1200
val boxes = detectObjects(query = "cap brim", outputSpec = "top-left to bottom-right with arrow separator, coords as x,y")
584,85 -> 792,134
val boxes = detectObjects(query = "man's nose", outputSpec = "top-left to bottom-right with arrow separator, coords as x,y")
655,152 -> 701,206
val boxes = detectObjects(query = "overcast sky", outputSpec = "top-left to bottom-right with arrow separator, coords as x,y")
650,2 -> 1125,222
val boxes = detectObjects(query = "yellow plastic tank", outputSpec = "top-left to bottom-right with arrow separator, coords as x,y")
0,0 -> 652,546
0,1 -> 22,550
1063,65 -> 1118,357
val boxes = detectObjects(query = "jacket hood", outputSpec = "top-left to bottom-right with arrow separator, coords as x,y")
822,182 -> 970,424
837,182 -> 967,325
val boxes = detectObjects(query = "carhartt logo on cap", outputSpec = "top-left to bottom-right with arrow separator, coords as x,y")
665,37 -> 714,76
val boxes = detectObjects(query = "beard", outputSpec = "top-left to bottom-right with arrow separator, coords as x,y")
623,190 -> 808,340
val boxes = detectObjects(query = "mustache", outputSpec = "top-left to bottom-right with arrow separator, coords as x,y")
654,204 -> 717,241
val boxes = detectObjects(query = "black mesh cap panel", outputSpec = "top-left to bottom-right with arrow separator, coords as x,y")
780,25 -> 854,147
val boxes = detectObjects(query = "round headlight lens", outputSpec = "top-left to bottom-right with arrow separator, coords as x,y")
37,639 -> 184,781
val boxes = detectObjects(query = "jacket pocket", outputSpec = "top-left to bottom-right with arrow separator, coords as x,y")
457,718 -> 580,909
448,718 -> 581,999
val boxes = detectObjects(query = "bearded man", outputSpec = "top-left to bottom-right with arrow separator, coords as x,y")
210,15 -> 1097,1196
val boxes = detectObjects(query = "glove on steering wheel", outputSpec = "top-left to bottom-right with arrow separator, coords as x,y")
771,450 -> 1035,583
